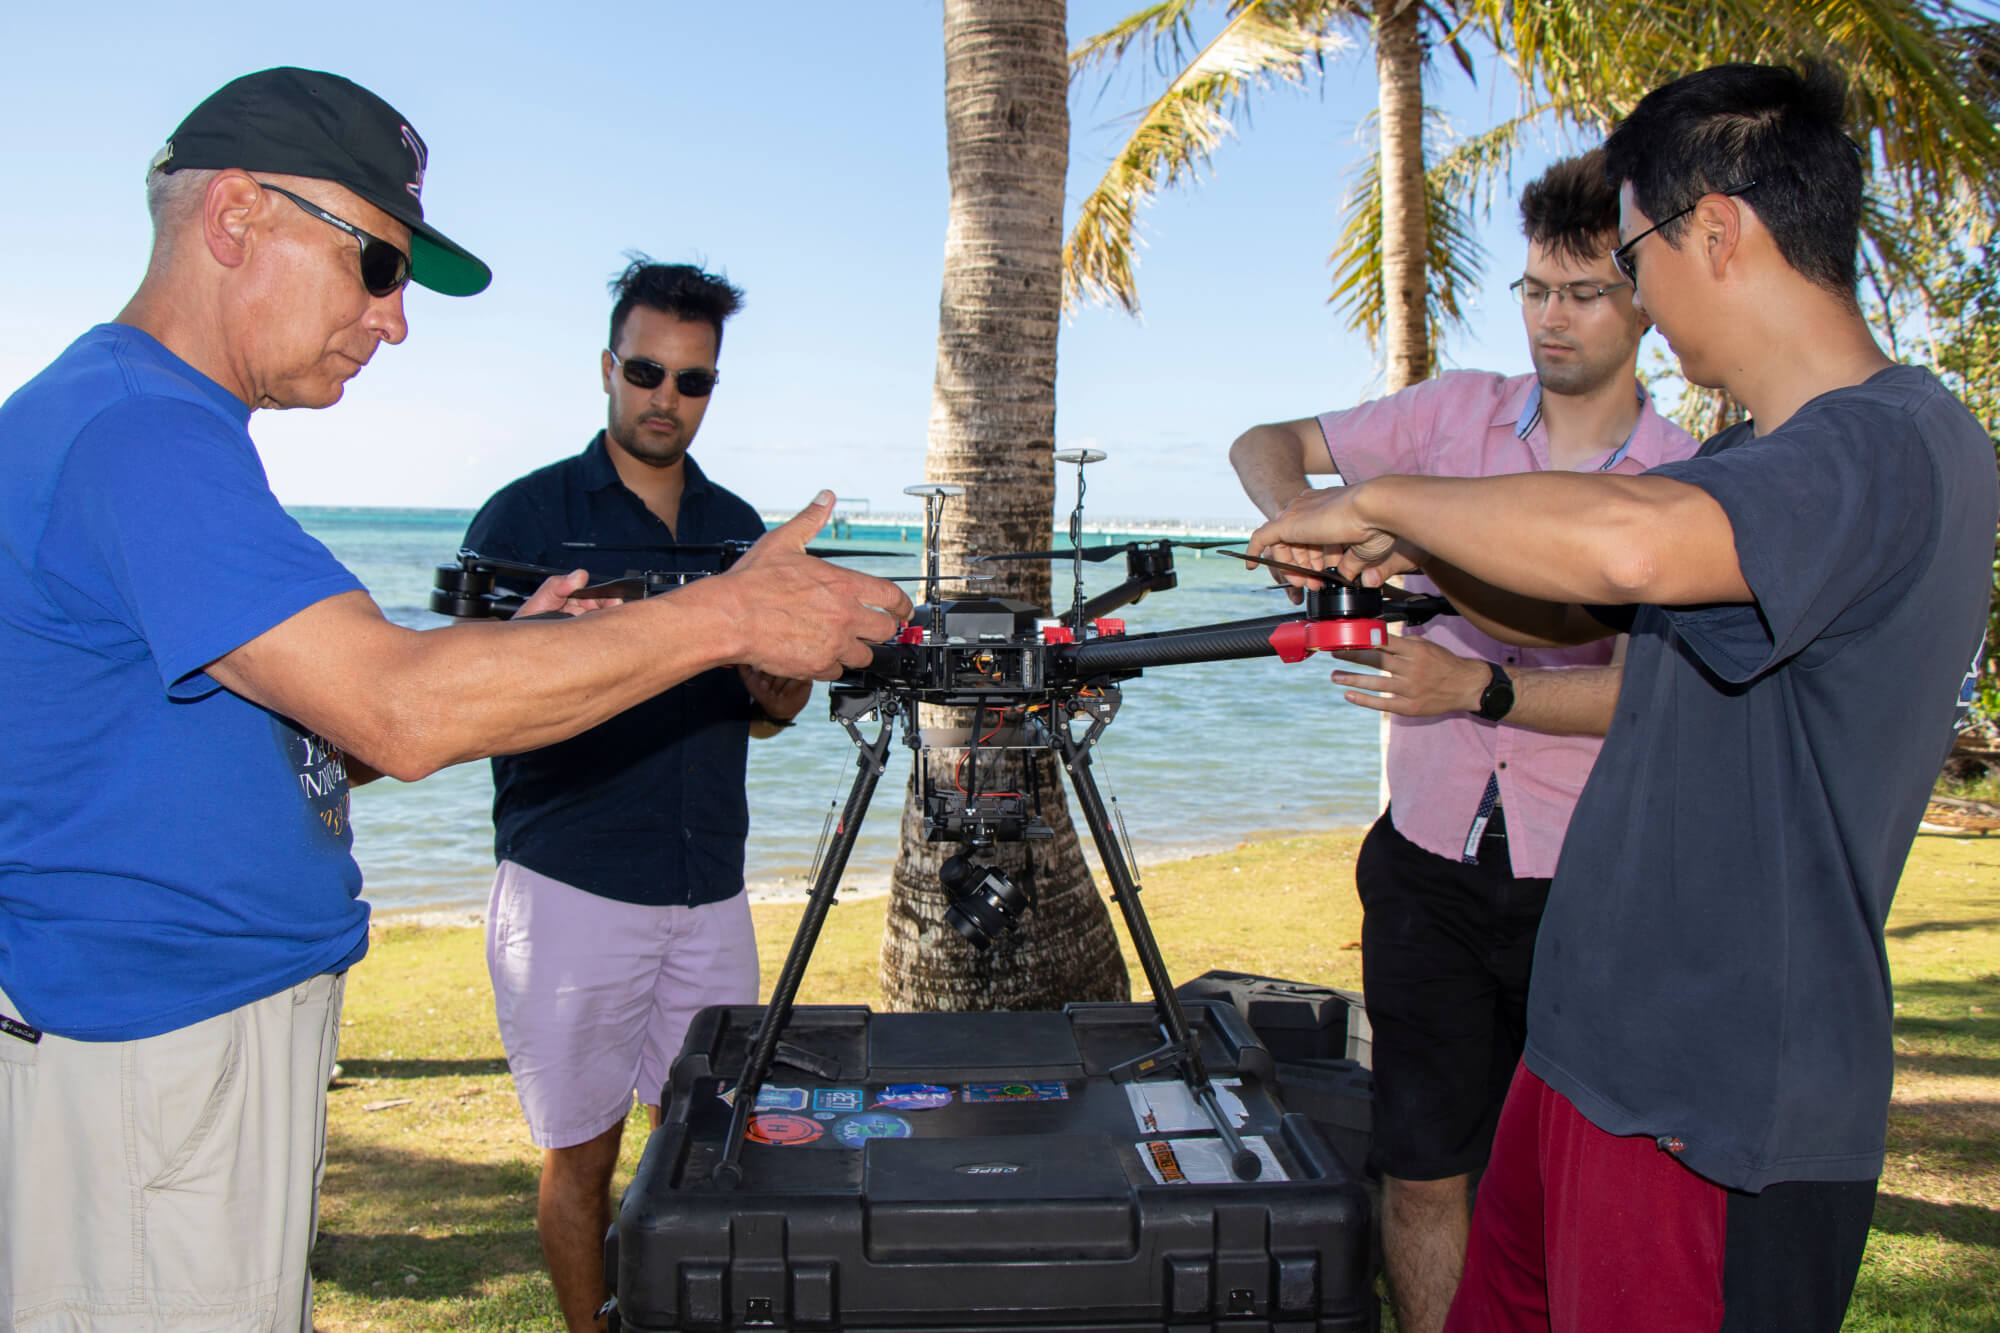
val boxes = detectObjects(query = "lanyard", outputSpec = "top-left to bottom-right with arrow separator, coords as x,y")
1514,380 -> 1647,471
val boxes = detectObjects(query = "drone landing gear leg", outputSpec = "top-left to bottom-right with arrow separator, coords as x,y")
1054,726 -> 1261,1182
712,716 -> 894,1188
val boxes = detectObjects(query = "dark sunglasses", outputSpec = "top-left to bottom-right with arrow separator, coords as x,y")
609,351 -> 719,398
1611,180 -> 1757,285
256,182 -> 412,298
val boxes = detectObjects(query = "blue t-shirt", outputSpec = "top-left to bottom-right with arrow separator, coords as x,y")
1526,365 -> 1997,1192
463,437 -> 764,906
0,324 -> 371,1041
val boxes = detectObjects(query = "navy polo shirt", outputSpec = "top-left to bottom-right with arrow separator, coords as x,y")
463,435 -> 768,906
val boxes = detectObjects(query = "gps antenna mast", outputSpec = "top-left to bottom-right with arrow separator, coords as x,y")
904,482 -> 964,640
1054,448 -> 1106,637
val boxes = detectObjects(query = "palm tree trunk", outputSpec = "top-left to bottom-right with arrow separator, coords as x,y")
881,0 -> 1131,1012
1375,0 -> 1428,391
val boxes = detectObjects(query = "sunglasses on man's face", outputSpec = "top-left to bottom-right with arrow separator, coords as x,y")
255,182 -> 411,298
609,351 -> 719,398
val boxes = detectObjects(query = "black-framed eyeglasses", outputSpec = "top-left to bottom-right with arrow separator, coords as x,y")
1508,277 -> 1632,308
1611,180 -> 1757,284
609,351 -> 719,398
255,182 -> 412,298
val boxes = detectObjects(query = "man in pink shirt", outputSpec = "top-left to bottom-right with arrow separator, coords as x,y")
1229,150 -> 1697,1333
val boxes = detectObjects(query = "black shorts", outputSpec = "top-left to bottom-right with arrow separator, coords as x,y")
1357,809 -> 1551,1181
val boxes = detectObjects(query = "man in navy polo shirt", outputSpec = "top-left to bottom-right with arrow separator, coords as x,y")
462,259 -> 806,1333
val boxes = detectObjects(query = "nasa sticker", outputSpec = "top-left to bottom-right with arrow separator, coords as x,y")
833,1113 -> 913,1146
875,1083 -> 952,1111
746,1113 -> 823,1146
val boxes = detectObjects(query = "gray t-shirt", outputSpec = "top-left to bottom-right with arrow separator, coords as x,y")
1525,365 -> 1996,1193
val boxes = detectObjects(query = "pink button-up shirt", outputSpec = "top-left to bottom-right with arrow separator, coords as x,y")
1315,370 -> 1699,877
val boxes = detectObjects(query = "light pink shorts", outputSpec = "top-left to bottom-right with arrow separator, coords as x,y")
485,860 -> 759,1149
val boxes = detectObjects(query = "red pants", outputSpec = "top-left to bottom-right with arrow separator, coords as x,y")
1445,1064 -> 1874,1333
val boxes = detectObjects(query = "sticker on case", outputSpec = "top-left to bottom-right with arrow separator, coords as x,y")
746,1113 -> 823,1146
813,1087 -> 865,1113
754,1086 -> 810,1112
963,1081 -> 1068,1104
833,1113 -> 914,1146
875,1083 -> 953,1111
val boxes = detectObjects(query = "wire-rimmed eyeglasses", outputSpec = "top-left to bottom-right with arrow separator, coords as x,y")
1508,278 -> 1632,308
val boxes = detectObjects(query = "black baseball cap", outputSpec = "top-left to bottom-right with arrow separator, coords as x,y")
151,67 -> 491,297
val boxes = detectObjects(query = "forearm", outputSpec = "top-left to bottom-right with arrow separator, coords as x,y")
1420,556 -> 1612,648
1504,665 -> 1621,737
215,583 -> 748,781
399,585 -> 749,768
1351,472 -> 1748,605
1396,657 -> 1620,736
212,494 -> 909,782
1229,421 -> 1326,518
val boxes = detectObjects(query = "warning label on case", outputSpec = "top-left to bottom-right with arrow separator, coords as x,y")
1137,1135 -> 1288,1185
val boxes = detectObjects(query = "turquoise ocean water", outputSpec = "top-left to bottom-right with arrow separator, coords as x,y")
301,507 -> 1383,915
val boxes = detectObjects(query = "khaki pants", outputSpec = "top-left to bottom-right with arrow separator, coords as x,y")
0,972 -> 344,1332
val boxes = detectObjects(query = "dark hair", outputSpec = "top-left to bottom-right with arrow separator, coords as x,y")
1602,62 -> 1862,305
1518,149 -> 1621,263
608,256 -> 745,352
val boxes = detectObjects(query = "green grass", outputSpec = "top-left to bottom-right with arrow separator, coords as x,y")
308,829 -> 2000,1331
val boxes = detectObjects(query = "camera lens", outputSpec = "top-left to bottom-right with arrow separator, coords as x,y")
939,856 -> 1033,949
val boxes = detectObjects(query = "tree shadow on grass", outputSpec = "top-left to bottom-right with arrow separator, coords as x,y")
315,1138 -> 545,1302
1898,1051 -> 2000,1080
1885,1096 -> 2000,1164
1871,1194 -> 2000,1248
335,1057 -> 510,1080
1884,915 -> 2000,940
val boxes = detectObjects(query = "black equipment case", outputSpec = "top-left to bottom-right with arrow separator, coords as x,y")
1173,971 -> 1371,1068
611,1001 -> 1376,1332
1172,973 -> 1375,1180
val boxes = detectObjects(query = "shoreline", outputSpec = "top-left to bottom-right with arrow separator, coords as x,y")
366,823 -> 1373,931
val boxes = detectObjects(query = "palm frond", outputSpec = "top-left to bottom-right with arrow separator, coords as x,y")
1472,0 -> 2000,229
1426,110 -> 1545,220
1063,2 -> 1355,313
1070,0 -> 1214,79
1329,115 -> 1489,362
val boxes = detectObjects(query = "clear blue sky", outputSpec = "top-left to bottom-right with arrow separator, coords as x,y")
0,2 -> 1619,524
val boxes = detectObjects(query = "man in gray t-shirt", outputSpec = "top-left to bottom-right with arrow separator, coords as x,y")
1247,63 -> 1995,1332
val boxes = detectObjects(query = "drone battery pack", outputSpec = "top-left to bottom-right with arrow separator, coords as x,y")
612,1002 -> 1376,1333
1174,971 -> 1372,1068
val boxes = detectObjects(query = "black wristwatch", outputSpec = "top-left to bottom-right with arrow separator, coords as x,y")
1475,660 -> 1515,722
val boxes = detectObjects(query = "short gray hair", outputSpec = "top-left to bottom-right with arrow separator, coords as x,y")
144,161 -> 217,241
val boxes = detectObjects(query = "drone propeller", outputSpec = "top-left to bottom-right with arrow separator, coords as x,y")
972,537 -> 1242,564
559,539 -> 908,559
1208,547 -> 1358,589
